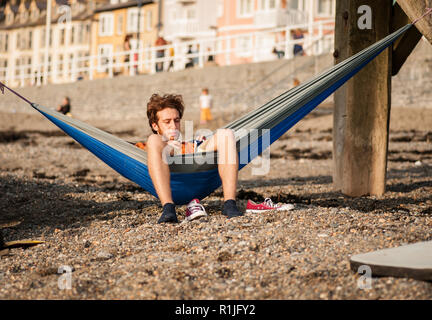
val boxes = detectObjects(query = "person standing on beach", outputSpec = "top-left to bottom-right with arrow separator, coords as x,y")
199,88 -> 213,125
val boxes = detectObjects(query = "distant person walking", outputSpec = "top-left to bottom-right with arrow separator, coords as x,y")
57,96 -> 71,116
185,45 -> 194,69
199,88 -> 213,124
292,29 -> 305,56
168,42 -> 175,71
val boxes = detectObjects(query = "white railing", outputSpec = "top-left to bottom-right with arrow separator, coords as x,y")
0,19 -> 334,88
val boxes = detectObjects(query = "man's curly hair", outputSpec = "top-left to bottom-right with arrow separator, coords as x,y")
147,94 -> 185,134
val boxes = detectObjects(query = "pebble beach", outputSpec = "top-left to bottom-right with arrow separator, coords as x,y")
0,104 -> 431,300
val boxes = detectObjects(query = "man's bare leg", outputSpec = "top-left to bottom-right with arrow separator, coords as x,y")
200,129 -> 242,217
147,134 -> 177,223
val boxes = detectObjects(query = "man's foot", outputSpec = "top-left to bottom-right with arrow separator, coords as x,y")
158,203 -> 178,223
222,199 -> 243,219
185,199 -> 208,221
246,198 -> 294,213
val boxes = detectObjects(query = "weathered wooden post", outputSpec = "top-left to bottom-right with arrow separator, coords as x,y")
333,0 -> 392,196
333,0 -> 428,197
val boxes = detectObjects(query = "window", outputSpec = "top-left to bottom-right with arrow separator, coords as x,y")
127,8 -> 142,33
238,0 -> 253,17
71,26 -> 75,44
317,0 -> 334,16
26,57 -> 32,76
0,34 -> 5,52
60,28 -> 65,45
85,24 -> 90,43
99,13 -> 114,36
21,11 -> 28,22
186,7 -> 196,20
78,24 -> 84,43
58,54 -> 64,72
16,33 -> 20,50
0,60 -> 7,79
33,10 -> 39,20
15,59 -> 20,77
259,0 -> 277,10
117,14 -> 124,35
236,35 -> 252,57
6,13 -> 13,24
98,44 -> 113,72
68,53 -> 74,71
28,31 -> 32,49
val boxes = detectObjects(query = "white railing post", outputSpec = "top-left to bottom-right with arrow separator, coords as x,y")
318,20 -> 324,55
198,41 -> 204,68
20,65 -> 25,87
225,38 -> 231,66
108,51 -> 113,78
36,63 -> 41,86
53,57 -> 58,83
129,49 -> 134,76
89,54 -> 94,80
150,46 -> 156,75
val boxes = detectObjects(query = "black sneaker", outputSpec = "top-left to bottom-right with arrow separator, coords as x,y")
158,203 -> 178,224
222,200 -> 243,219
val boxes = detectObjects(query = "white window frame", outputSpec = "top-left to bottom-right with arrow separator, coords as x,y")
258,0 -> 278,11
237,0 -> 254,18
317,0 -> 335,17
127,8 -> 143,33
97,44 -> 113,72
236,35 -> 253,57
99,13 -> 114,36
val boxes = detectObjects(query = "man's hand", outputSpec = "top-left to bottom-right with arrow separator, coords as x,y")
167,139 -> 181,150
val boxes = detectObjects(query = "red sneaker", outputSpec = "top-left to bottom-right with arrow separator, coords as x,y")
185,199 -> 208,221
246,198 -> 294,213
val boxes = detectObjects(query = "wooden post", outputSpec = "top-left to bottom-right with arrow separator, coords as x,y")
392,3 -> 423,76
333,0 -> 392,196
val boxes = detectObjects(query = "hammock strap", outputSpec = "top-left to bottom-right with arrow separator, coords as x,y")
0,81 -> 33,105
412,7 -> 432,25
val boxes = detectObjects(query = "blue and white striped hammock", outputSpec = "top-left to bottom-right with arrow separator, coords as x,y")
1,24 -> 413,204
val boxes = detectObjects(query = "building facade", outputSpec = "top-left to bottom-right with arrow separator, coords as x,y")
0,0 -> 110,86
91,0 -> 158,78
216,0 -> 335,65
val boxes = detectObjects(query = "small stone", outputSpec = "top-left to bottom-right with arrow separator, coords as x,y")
96,251 -> 113,260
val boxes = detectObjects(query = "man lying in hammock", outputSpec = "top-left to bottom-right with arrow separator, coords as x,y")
138,93 -> 243,223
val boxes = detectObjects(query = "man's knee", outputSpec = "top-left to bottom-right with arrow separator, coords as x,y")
216,128 -> 235,142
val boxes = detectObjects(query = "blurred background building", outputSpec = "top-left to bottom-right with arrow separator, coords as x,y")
0,0 -> 335,87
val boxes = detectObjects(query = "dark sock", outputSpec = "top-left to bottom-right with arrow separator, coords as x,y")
222,199 -> 243,218
158,203 -> 178,224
